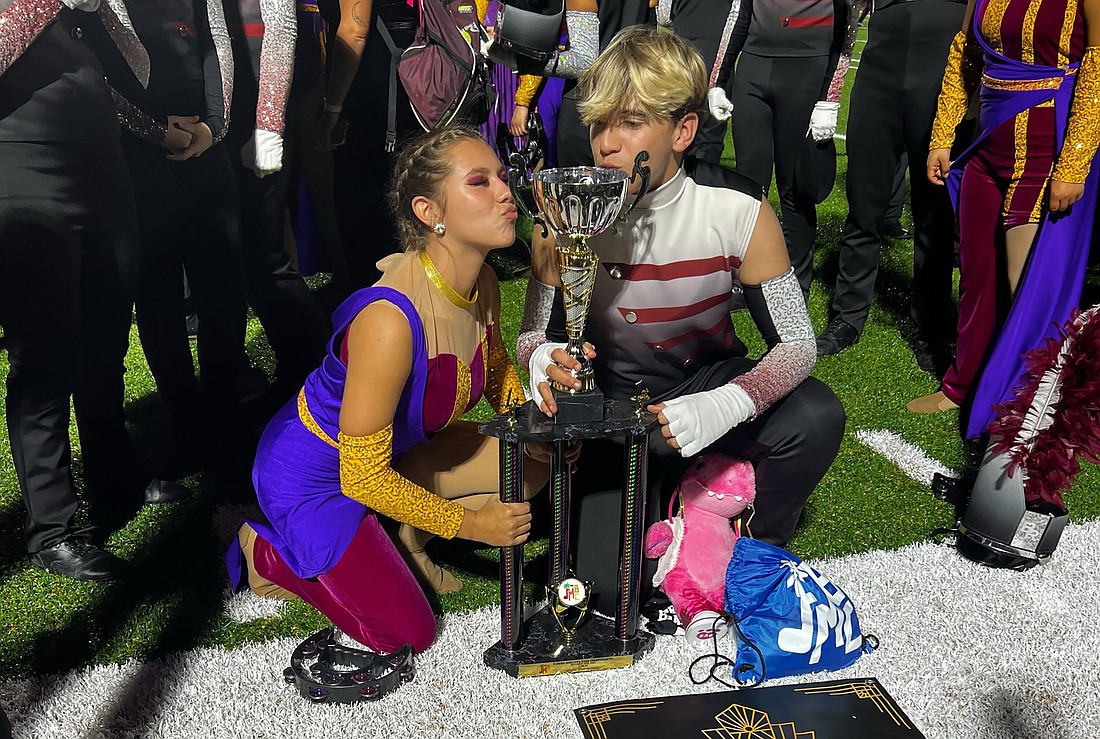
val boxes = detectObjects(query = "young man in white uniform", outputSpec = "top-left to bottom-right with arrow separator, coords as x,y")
519,26 -> 845,606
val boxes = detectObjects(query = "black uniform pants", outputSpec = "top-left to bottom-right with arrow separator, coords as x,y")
730,53 -> 829,294
573,360 -> 845,613
831,1 -> 965,337
0,143 -> 137,552
227,93 -> 330,395
672,0 -> 737,165
124,141 -> 247,432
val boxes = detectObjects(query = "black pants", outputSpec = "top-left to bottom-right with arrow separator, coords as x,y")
227,93 -> 330,394
124,141 -> 247,432
672,0 -> 737,165
830,1 -> 964,337
730,53 -> 828,294
0,142 -> 137,552
573,360 -> 845,612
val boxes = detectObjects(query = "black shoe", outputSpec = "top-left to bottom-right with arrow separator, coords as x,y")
883,223 -> 912,240
816,318 -> 860,357
28,539 -> 128,581
144,478 -> 193,505
913,338 -> 953,378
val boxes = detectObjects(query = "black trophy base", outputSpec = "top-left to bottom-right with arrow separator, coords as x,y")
483,608 -> 654,677
551,386 -> 605,424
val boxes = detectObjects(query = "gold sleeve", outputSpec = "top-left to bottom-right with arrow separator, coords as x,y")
475,0 -> 489,23
1052,47 -> 1100,184
339,426 -> 464,539
484,331 -> 527,414
930,30 -> 984,150
514,75 -> 544,109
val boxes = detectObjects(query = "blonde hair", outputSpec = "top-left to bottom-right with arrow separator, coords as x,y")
387,126 -> 487,252
578,26 -> 708,126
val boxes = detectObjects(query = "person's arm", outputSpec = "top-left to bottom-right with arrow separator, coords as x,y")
648,201 -> 817,458
1049,0 -> 1100,210
808,0 -> 858,141
197,0 -> 233,144
502,0 -> 598,78
715,0 -> 752,90
246,0 -> 297,175
99,0 -> 150,87
316,0 -> 371,148
340,301 -> 530,546
927,0 -> 982,183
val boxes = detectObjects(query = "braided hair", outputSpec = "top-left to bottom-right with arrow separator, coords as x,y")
387,125 -> 487,252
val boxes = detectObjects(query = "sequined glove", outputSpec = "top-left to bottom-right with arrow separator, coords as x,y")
62,0 -> 101,11
657,384 -> 755,458
808,101 -> 840,143
708,87 -> 734,122
243,128 -> 284,177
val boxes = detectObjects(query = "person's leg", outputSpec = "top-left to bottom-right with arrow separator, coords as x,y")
252,514 -> 437,653
771,56 -> 830,294
882,156 -> 909,235
0,221 -> 85,554
709,379 -> 846,546
830,17 -> 906,337
929,151 -> 1005,408
906,0 -> 966,370
393,421 -> 549,593
729,53 -> 776,194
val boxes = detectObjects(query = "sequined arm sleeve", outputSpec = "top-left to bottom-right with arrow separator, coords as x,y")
734,268 -> 817,416
516,278 -> 563,372
110,86 -> 168,144
930,29 -> 983,150
514,75 -> 543,108
543,10 -> 597,78
822,0 -> 859,102
200,0 -> 234,143
485,325 -> 527,413
254,0 -> 296,135
1052,47 -> 1100,184
0,0 -> 60,78
99,0 -> 150,87
339,426 -> 465,539
475,0 -> 488,22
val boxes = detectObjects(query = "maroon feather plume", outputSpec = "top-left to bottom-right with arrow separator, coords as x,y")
988,306 -> 1100,511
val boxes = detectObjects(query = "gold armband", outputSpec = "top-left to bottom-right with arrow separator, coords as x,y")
484,334 -> 527,414
475,0 -> 489,22
1052,47 -> 1100,185
515,75 -> 543,109
930,30 -> 983,151
339,426 -> 464,539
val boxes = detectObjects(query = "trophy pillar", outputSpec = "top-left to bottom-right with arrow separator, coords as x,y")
549,439 -> 572,587
498,433 -> 525,654
617,430 -> 649,642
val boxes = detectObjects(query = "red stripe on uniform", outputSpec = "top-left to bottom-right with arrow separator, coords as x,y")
618,291 -> 732,324
644,315 -> 731,351
782,15 -> 833,27
242,22 -> 265,36
603,254 -> 741,282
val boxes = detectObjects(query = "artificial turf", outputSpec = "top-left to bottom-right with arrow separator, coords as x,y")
1,34 -> 1098,680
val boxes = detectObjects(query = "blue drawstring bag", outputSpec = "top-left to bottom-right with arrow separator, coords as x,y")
722,538 -> 876,687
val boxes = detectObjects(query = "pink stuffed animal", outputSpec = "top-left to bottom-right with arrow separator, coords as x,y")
644,454 -> 755,643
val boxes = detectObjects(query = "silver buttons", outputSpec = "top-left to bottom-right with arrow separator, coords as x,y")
624,311 -> 637,324
70,26 -> 83,39
609,266 -> 622,279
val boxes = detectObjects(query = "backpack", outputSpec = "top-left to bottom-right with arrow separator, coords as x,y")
378,0 -> 495,150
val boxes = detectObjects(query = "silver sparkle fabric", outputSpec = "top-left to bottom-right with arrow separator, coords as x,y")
731,267 -> 816,417
516,277 -> 555,372
543,11 -> 596,79
254,0 -> 295,134
0,0 -> 61,77
206,0 -> 234,143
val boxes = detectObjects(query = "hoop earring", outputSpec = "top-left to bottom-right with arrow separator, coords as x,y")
432,222 -> 446,236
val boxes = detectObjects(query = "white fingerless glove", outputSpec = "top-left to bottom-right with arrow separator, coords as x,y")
708,87 -> 734,122
245,129 -> 284,177
659,384 -> 755,458
62,0 -> 101,11
527,342 -> 566,402
807,101 -> 840,143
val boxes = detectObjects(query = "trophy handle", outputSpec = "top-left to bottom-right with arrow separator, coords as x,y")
619,150 -> 651,220
506,115 -> 550,240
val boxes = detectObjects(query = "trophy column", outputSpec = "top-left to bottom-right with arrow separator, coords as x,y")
498,434 -> 525,654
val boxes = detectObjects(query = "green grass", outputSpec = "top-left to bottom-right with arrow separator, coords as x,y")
1,38 -> 1098,680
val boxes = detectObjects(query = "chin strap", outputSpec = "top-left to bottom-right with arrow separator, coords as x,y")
284,627 -> 414,703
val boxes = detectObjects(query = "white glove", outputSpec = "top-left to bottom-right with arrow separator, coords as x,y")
62,0 -> 101,10
243,129 -> 284,177
807,101 -> 840,143
659,384 -> 755,458
527,342 -> 566,403
708,87 -> 734,122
